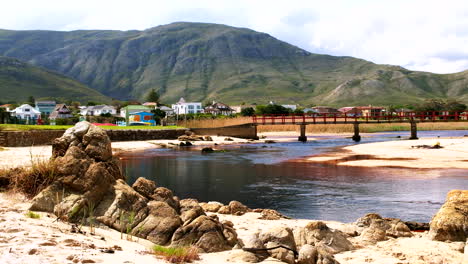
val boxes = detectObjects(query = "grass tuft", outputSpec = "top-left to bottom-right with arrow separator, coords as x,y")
25,211 -> 40,219
153,245 -> 200,263
8,159 -> 58,198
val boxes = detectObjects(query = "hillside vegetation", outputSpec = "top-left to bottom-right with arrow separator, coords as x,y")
0,22 -> 467,106
0,56 -> 111,103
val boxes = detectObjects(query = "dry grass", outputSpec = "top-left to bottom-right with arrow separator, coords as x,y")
3,159 -> 58,198
179,117 -> 468,133
153,245 -> 200,263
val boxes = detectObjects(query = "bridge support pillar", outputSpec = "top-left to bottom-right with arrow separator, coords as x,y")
352,122 -> 361,142
298,124 -> 307,142
409,121 -> 418,140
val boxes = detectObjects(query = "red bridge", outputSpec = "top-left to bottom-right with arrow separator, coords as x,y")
252,111 -> 468,142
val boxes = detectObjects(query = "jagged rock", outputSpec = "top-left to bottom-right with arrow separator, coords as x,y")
405,221 -> 430,231
179,199 -> 205,224
133,201 -> 182,245
151,187 -> 179,210
430,190 -> 468,241
28,122 -> 237,253
259,209 -> 285,220
218,205 -> 231,214
297,244 -> 318,264
229,200 -> 250,215
204,136 -> 213,141
132,178 -> 157,199
224,137 -> 234,141
260,226 -> 297,264
200,201 -> 223,212
294,221 -> 353,254
171,215 -> 234,252
355,213 -> 412,241
178,135 -> 204,141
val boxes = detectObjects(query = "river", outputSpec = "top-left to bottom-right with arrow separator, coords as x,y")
120,130 -> 468,223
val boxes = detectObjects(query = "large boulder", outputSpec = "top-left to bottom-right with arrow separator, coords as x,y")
355,213 -> 412,243
259,226 -> 297,264
430,190 -> 468,241
28,122 -> 237,253
297,244 -> 340,264
200,201 -> 223,213
294,221 -> 353,254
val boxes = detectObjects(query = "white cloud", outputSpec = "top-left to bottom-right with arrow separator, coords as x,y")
1,0 -> 468,73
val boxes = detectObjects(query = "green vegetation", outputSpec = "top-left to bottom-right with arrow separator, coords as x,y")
0,124 -> 183,131
152,245 -> 200,263
1,23 -> 467,106
0,56 -> 111,103
146,89 -> 160,104
25,211 -> 41,219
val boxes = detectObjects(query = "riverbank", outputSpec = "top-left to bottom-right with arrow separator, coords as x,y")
306,137 -> 468,169
0,192 -> 464,264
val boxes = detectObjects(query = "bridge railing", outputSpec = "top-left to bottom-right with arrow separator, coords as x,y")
252,111 -> 468,125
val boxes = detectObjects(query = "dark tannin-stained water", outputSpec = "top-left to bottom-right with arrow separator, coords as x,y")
120,130 -> 468,223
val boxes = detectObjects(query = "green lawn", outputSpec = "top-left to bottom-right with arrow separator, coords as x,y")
0,124 -> 184,131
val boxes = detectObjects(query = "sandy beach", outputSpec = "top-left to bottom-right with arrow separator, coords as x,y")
306,137 -> 468,169
0,192 -> 464,264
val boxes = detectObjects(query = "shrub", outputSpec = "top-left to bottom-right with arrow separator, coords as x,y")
25,211 -> 40,219
153,245 -> 200,263
9,159 -> 58,198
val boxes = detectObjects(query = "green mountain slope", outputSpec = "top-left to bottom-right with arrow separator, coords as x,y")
0,22 -> 467,106
0,56 -> 111,103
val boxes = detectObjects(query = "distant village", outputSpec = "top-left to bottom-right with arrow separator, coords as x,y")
0,96 -> 465,126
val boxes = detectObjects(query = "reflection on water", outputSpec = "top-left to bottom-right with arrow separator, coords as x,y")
121,130 -> 468,223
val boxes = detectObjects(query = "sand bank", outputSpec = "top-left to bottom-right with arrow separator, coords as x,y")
307,137 -> 468,169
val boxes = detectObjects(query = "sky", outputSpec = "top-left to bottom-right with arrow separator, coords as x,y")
2,0 -> 468,73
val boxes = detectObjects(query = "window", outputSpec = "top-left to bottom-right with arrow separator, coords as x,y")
197,105 -> 202,109
144,115 -> 152,121
25,108 -> 30,112
188,105 -> 194,109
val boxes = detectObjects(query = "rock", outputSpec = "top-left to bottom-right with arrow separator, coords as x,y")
178,135 -> 204,141
430,190 -> 468,241
151,187 -> 179,210
171,215 -> 234,252
229,200 -> 250,215
179,199 -> 205,224
297,244 -> 318,264
204,136 -> 213,141
359,220 -> 387,244
222,221 -> 239,247
405,221 -> 430,231
179,141 -> 193,146
200,201 -> 223,212
201,147 -> 214,153
243,232 -> 265,249
385,218 -> 413,238
227,250 -> 263,263
218,205 -> 231,214
264,140 -> 276,144
355,213 -> 412,240
82,125 -> 113,161
260,226 -> 297,264
132,178 -> 156,199
133,201 -> 182,245
224,137 -> 234,141
294,221 -> 353,254
259,209 -> 284,220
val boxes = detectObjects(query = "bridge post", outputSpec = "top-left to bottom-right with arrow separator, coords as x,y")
409,121 -> 418,140
298,124 -> 307,142
352,122 -> 361,142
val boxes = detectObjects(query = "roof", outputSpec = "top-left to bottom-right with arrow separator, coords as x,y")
124,105 -> 151,110
143,102 -> 157,106
158,106 -> 173,111
89,105 -> 115,110
0,104 -> 12,108
356,106 -> 386,110
35,100 -> 56,104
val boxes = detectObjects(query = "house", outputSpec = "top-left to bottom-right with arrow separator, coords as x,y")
230,105 -> 256,114
157,106 -> 175,116
35,100 -> 56,115
282,104 -> 297,111
0,104 -> 13,112
80,105 -> 117,116
10,104 -> 41,120
171,98 -> 203,114
204,101 -> 235,116
357,106 -> 386,117
120,105 -> 152,118
311,106 -> 340,114
128,111 -> 156,126
49,104 -> 73,120
338,107 -> 362,116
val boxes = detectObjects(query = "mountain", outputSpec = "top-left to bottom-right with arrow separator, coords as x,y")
0,22 -> 467,106
0,56 -> 111,103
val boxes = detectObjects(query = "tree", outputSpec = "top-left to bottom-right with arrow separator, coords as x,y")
146,89 -> 160,104
255,104 -> 291,115
87,101 -> 99,106
151,108 -> 166,123
27,96 -> 35,105
444,99 -> 467,112
240,107 -> 255,116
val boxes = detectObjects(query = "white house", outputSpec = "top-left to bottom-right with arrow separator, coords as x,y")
10,104 -> 41,120
157,106 -> 175,116
80,105 -> 117,116
171,98 -> 203,114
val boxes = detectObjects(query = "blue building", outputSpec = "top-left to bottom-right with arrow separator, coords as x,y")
35,101 -> 56,115
128,111 -> 156,126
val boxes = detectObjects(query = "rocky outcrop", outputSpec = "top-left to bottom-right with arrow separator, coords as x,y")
430,190 -> 468,242
29,122 -> 237,252
259,226 -> 297,264
294,221 -> 353,254
354,213 -> 412,244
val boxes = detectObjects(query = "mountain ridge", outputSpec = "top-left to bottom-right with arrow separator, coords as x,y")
0,22 -> 467,106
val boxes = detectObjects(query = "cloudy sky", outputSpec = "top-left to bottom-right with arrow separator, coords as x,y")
2,0 -> 468,73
